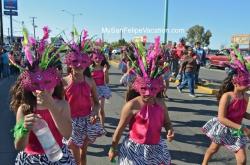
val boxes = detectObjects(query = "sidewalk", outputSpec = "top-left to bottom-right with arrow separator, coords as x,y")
109,60 -> 219,95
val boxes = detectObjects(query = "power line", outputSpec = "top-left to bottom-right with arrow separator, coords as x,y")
30,17 -> 37,39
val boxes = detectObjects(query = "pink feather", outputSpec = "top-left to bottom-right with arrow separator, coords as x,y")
24,45 -> 33,66
28,37 -> 36,45
42,26 -> 50,40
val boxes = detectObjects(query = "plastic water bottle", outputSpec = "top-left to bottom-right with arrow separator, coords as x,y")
33,119 -> 63,162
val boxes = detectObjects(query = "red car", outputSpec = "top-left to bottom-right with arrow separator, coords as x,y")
206,49 -> 250,69
205,50 -> 230,69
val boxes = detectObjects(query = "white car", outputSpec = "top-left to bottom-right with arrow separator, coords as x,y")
112,48 -> 121,55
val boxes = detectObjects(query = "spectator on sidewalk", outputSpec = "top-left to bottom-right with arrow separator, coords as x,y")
1,48 -> 10,78
170,42 -> 179,78
177,46 -> 197,97
194,42 -> 206,84
0,49 -> 3,78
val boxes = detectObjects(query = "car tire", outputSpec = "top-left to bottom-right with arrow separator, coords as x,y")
205,59 -> 211,69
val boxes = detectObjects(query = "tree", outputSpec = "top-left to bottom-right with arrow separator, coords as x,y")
110,39 -> 128,48
186,25 -> 212,47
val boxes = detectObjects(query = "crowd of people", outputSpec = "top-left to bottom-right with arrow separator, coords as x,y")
6,26 -> 250,165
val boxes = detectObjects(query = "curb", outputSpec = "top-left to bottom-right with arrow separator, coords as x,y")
109,60 -> 219,95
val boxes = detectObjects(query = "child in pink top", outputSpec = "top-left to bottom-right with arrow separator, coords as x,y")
63,33 -> 105,165
109,37 -> 174,165
10,27 -> 75,164
202,47 -> 250,165
91,50 -> 111,128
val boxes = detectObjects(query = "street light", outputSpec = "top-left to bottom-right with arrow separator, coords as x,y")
164,0 -> 169,44
61,9 -> 82,27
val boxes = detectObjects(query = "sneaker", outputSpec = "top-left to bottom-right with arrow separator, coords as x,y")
176,86 -> 182,93
189,94 -> 196,98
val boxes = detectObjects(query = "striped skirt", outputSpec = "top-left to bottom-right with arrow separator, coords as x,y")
119,137 -> 171,165
96,85 -> 112,99
15,145 -> 76,165
63,116 -> 105,147
202,117 -> 249,152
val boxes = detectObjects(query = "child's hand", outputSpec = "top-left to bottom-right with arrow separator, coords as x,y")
103,64 -> 108,73
36,91 -> 54,109
89,115 -> 99,124
24,114 -> 41,131
108,147 -> 118,162
243,127 -> 250,138
166,128 -> 174,142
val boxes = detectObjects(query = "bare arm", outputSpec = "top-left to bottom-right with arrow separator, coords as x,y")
14,106 -> 30,150
244,96 -> 250,120
88,78 -> 100,115
158,99 -> 173,131
104,69 -> 109,84
111,101 -> 134,148
218,93 -> 241,129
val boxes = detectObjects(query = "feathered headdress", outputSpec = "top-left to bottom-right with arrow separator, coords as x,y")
228,45 -> 250,87
9,27 -> 67,91
64,28 -> 92,68
129,36 -> 169,96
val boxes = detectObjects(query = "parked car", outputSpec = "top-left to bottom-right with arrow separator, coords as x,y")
112,48 -> 121,55
205,49 -> 230,69
206,49 -> 250,69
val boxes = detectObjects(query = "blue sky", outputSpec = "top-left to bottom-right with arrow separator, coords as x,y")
2,0 -> 250,49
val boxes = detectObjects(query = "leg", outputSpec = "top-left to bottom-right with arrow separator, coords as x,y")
187,72 -> 195,95
202,142 -> 220,165
68,143 -> 81,165
99,98 -> 105,127
178,73 -> 188,90
164,79 -> 169,94
195,64 -> 200,84
235,148 -> 247,165
80,138 -> 89,165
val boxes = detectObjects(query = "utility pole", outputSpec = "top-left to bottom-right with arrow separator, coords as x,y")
102,33 -> 104,42
120,30 -> 123,40
0,0 -> 3,45
31,17 -> 37,39
8,28 -> 10,43
164,0 -> 169,44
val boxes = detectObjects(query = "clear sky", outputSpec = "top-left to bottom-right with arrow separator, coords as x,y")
2,0 -> 250,49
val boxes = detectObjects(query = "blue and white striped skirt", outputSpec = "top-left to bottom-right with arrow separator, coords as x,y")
63,116 -> 105,147
15,145 -> 76,165
119,137 -> 171,165
96,85 -> 112,99
202,117 -> 249,152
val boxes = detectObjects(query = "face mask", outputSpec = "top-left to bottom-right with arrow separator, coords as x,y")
65,51 -> 91,69
132,77 -> 164,97
20,68 -> 60,91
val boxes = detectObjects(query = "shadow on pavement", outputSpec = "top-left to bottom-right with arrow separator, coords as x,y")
168,107 -> 217,117
109,72 -> 123,76
171,133 -> 210,148
170,149 -> 204,164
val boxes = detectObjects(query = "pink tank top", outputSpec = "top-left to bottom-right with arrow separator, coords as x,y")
226,97 -> 248,124
25,109 -> 63,154
92,70 -> 105,86
129,103 -> 165,144
65,80 -> 92,118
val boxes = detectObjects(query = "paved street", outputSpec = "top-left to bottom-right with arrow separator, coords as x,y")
1,66 -> 249,165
